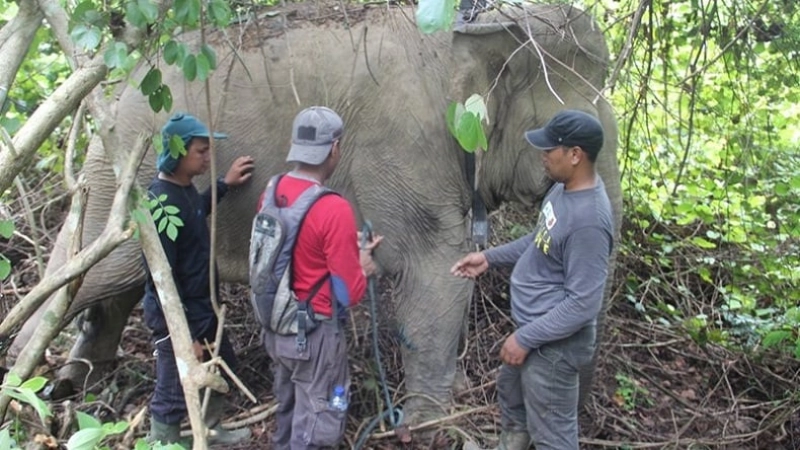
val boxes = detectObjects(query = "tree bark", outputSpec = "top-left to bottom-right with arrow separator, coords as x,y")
0,0 -> 43,110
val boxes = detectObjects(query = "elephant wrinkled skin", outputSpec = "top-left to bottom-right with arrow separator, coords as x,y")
11,2 -> 622,421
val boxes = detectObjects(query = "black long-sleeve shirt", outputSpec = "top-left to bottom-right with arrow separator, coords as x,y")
142,176 -> 228,340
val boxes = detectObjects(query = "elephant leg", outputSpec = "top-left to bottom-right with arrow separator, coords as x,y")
58,288 -> 142,391
395,249 -> 473,422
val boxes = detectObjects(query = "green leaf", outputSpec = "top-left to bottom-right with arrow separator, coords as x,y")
168,216 -> 184,227
166,223 -> 179,241
160,85 -> 173,112
0,259 -> 10,280
200,44 -> 217,70
70,24 -> 102,51
168,135 -> 185,158
20,376 -> 47,392
174,0 -> 201,26
5,373 -> 22,387
163,205 -> 180,215
137,0 -> 158,23
196,52 -> 210,81
464,94 -> 488,124
182,54 -> 197,81
125,0 -> 147,28
103,42 -> 128,69
66,427 -> 105,450
157,217 -> 168,233
445,102 -> 458,138
140,68 -> 162,96
72,2 -> 104,27
148,89 -> 163,113
163,40 -> 181,65
0,428 -> 13,450
455,111 -> 484,152
762,330 -> 791,348
0,219 -> 13,238
207,0 -> 231,27
76,411 -> 102,430
690,236 -> 717,249
152,208 -> 163,221
415,0 -> 457,34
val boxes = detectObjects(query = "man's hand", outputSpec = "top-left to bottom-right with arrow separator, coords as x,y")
450,252 -> 489,278
499,333 -> 529,366
359,234 -> 383,277
224,156 -> 255,186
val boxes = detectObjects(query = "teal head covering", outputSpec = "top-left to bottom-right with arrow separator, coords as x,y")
158,113 -> 228,173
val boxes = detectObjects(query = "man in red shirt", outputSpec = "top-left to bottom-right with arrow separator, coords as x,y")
260,106 -> 381,449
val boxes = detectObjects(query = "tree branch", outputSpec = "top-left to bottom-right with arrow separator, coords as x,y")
0,62 -> 107,194
0,0 -> 44,110
0,132 -> 144,341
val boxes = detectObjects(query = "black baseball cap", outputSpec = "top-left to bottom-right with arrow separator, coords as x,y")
524,110 -> 604,158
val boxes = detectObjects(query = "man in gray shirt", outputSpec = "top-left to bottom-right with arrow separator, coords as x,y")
454,110 -> 614,450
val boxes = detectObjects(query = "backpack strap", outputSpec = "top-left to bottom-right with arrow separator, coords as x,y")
295,273 -> 331,351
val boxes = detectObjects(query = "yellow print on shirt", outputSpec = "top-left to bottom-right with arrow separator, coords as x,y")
533,226 -> 551,255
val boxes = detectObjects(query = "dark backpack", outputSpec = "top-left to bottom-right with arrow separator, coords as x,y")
248,174 -> 334,335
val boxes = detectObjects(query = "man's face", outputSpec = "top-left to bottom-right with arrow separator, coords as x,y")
541,145 -> 576,182
178,137 -> 211,177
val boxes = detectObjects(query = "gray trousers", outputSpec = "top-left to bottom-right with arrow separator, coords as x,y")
263,322 -> 350,450
498,324 -> 596,450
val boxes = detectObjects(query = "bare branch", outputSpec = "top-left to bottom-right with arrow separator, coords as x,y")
0,132 -> 145,341
0,0 -> 44,108
0,62 -> 107,194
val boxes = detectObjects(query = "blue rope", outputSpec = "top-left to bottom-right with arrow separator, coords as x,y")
354,221 -> 403,450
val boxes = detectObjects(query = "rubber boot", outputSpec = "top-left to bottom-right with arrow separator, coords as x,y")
463,430 -> 531,450
148,419 -> 181,445
204,394 -> 251,446
207,424 -> 251,446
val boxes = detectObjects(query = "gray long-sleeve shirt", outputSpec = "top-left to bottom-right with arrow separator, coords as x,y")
484,177 -> 614,350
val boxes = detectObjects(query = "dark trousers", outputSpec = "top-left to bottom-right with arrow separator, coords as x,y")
151,330 -> 237,425
263,322 -> 350,450
499,325 -> 596,450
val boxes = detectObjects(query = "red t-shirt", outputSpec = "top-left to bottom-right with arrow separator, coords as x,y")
259,174 -> 366,317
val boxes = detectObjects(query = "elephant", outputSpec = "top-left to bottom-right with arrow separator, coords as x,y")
10,1 -> 622,424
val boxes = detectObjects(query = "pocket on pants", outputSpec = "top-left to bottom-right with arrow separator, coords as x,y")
274,334 -> 311,362
306,400 -> 346,446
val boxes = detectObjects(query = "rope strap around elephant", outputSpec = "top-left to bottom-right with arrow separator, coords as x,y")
353,221 -> 404,450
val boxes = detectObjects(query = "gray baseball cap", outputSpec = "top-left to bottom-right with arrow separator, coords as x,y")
286,106 -> 344,165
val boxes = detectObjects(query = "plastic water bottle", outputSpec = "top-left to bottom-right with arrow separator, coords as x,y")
329,385 -> 348,411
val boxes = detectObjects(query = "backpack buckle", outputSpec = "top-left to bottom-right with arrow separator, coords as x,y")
296,308 -> 309,352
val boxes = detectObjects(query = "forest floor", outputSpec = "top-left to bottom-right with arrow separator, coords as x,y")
1,200 -> 798,450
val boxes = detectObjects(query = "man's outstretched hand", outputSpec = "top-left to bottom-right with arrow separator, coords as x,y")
224,156 -> 255,186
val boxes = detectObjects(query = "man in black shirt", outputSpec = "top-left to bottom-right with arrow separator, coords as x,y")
143,113 -> 254,445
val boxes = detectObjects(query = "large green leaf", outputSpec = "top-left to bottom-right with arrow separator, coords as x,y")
415,0 -> 457,34
66,428 -> 105,450
174,0 -> 201,26
201,44 -> 217,70
70,24 -> 102,50
195,52 -> 210,81
140,68 -> 162,96
207,0 -> 231,28
182,54 -> 197,81
103,42 -> 128,69
76,411 -> 102,430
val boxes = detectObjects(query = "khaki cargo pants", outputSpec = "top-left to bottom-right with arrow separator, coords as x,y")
263,322 -> 350,450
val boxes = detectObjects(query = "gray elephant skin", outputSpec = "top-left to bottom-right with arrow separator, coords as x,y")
12,2 -> 622,421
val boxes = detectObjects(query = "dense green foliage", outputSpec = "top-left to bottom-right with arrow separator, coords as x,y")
595,0 -> 800,356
